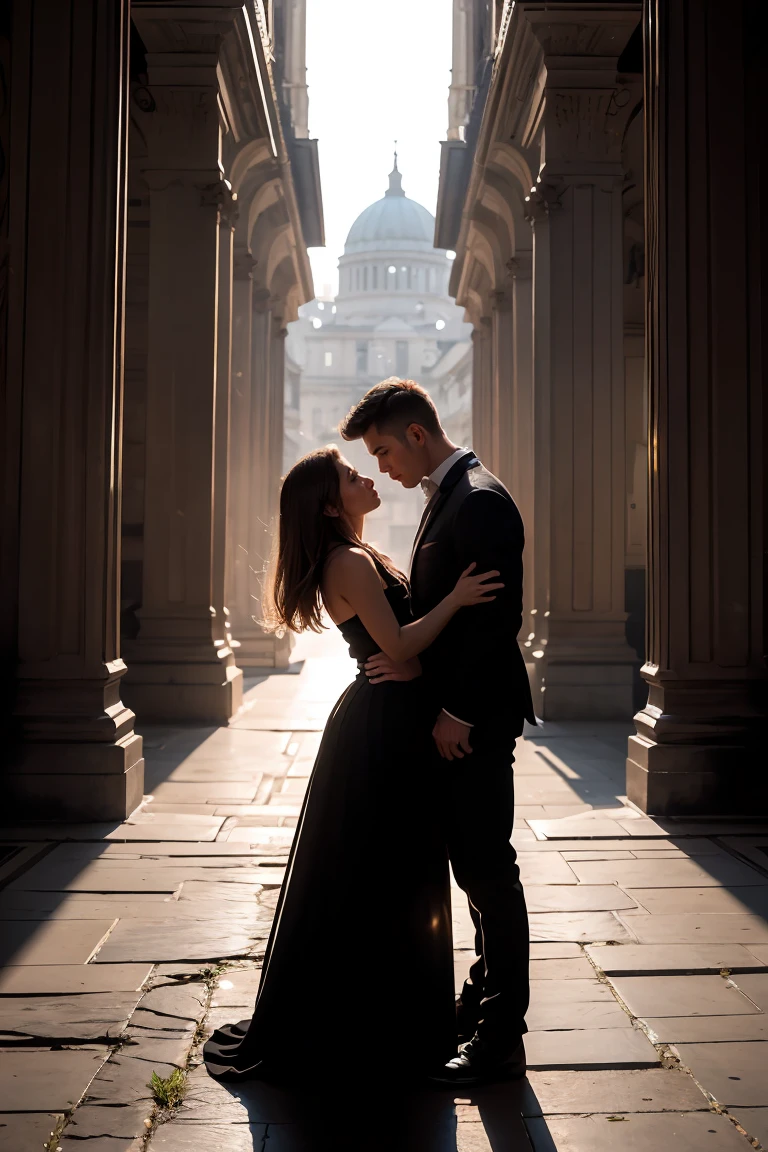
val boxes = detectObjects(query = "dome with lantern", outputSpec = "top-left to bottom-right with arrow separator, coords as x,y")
344,161 -> 436,253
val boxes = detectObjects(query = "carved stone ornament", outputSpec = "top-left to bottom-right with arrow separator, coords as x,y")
200,178 -> 239,226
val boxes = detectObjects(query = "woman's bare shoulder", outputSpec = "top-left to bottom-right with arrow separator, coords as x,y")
324,546 -> 376,577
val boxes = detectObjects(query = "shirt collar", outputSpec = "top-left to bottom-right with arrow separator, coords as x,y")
428,447 -> 472,490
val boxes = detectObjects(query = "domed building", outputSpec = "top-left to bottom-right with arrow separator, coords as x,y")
285,157 -> 472,566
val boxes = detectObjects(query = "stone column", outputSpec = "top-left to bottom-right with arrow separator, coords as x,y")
4,0 -> 143,818
509,254 -> 536,644
122,36 -> 242,722
627,0 -> 766,815
471,319 -> 493,464
526,10 -> 639,720
491,289 -> 514,487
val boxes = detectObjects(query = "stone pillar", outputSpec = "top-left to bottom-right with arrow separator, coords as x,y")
509,254 -> 536,645
3,0 -> 143,818
122,35 -> 242,722
627,0 -> 766,815
491,289 -> 514,487
471,319 -> 493,464
526,10 -> 639,720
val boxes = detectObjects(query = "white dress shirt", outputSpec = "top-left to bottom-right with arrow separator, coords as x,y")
420,448 -> 474,729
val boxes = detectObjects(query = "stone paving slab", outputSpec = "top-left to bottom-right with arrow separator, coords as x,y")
567,857 -> 766,888
0,1047 -> 108,1110
608,975 -> 761,1019
0,992 -> 144,1042
147,1122 -> 267,1150
586,944 -> 767,976
525,887 -> 638,913
529,958 -> 596,980
0,919 -> 117,965
729,973 -> 768,1010
525,1027 -> 659,1070
0,1112 -> 63,1151
0,963 -> 152,993
0,898 -> 264,921
529,980 -> 615,1005
674,1041 -> 768,1106
516,855 -> 580,884
521,1067 -> 710,1114
529,912 -> 636,943
525,1001 -> 633,1032
525,1112 -> 749,1151
147,782 -> 261,803
59,1101 -> 152,1139
727,1107 -> 768,1147
642,1015 -> 768,1043
615,913 -> 768,944
93,920 -> 268,962
85,1054 -> 177,1104
624,886 -> 768,915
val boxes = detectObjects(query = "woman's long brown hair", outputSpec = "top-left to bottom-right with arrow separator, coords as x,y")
267,445 -> 405,634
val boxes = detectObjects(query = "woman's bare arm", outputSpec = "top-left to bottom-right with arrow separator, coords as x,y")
324,548 -> 500,663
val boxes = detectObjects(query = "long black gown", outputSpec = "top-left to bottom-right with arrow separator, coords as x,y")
203,561 -> 456,1081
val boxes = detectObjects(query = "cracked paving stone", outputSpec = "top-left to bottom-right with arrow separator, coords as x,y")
60,1137 -> 144,1151
85,1055 -> 177,1104
525,1112 -> 750,1151
61,1102 -> 153,1138
614,914 -> 768,944
0,1113 -> 63,1151
529,980 -> 614,1004
525,1000 -> 632,1032
0,992 -> 143,1043
567,857 -> 766,888
624,886 -> 768,916
119,1034 -> 192,1067
524,886 -> 638,913
529,912 -> 636,943
209,968 -> 262,1007
137,984 -> 207,1022
146,1122 -> 267,1149
92,920 -> 268,963
673,1041 -> 768,1106
643,1015 -> 768,1043
608,975 -> 761,1019
525,1027 -> 658,1070
727,1108 -> 768,1147
0,1048 -> 108,1111
520,1068 -> 710,1115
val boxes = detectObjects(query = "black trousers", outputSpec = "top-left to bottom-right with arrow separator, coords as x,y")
442,732 -> 529,1044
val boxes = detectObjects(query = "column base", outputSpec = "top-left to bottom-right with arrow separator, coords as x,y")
122,658 -> 243,723
6,733 -> 145,821
232,629 -> 294,669
627,732 -> 768,817
539,660 -> 635,720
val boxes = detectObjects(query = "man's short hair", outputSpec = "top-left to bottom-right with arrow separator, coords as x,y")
339,377 -> 441,441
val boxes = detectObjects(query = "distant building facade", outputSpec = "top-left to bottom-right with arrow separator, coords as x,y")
285,159 -> 472,567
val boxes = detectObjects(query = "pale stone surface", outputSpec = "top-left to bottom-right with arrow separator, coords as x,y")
525,1113 -> 748,1151
0,1113 -> 63,1151
0,992 -> 143,1042
525,1027 -> 658,1070
526,1000 -> 632,1032
526,886 -> 638,913
586,944 -> 766,975
147,1122 -> 267,1149
0,920 -> 117,965
568,858 -> 765,888
625,887 -> 768,915
728,1108 -> 768,1146
0,963 -> 152,993
530,912 -> 635,943
643,1016 -> 768,1043
522,1068 -> 710,1114
0,1048 -> 108,1110
529,980 -> 614,1005
530,943 -> 584,959
85,1054 -> 176,1103
608,975 -> 761,1019
516,854 -> 579,884
61,1101 -> 153,1138
674,1042 -> 768,1105
93,920 -> 267,962
529,958 -> 597,980
148,782 -> 259,803
729,973 -> 768,1010
615,914 -> 768,945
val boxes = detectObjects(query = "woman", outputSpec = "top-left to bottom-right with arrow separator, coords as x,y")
203,446 -> 502,1082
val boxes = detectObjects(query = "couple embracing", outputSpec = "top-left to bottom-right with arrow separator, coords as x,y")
204,378 -> 536,1086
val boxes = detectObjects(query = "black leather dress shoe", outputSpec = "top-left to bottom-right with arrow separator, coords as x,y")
429,1035 -> 526,1086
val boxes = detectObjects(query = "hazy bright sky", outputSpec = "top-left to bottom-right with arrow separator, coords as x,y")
305,0 -> 453,297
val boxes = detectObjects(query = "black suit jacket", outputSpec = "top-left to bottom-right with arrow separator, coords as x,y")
409,452 -> 536,736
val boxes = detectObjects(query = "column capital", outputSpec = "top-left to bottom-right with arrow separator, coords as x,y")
507,252 -> 532,280
233,247 -> 257,281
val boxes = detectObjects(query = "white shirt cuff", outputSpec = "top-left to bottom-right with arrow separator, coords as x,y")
442,708 -> 473,728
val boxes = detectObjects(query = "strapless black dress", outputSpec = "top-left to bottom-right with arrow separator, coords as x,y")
203,563 -> 455,1080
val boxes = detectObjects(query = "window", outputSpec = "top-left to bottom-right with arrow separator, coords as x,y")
396,341 -> 408,377
324,351 -> 333,367
356,341 -> 368,374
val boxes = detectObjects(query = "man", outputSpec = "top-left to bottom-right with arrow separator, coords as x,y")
339,377 -> 535,1085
